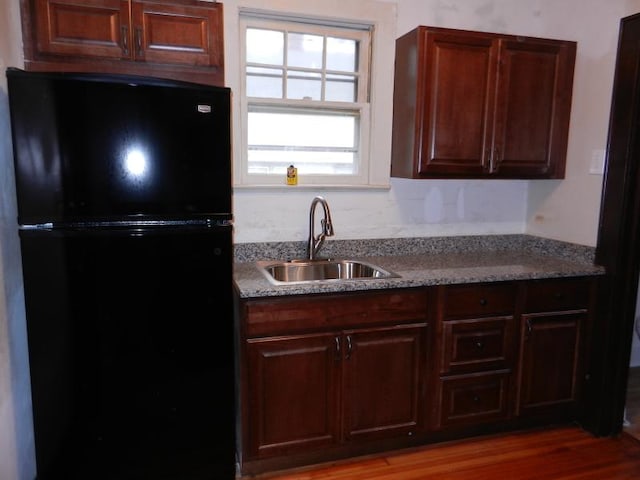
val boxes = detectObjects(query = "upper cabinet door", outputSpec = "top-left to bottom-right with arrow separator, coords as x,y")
419,30 -> 497,176
391,26 -> 576,179
33,0 -> 130,60
492,39 -> 576,178
131,0 -> 223,68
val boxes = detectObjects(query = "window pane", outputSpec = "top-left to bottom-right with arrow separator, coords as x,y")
247,28 -> 284,65
247,67 -> 283,98
325,74 -> 357,102
248,150 -> 356,175
247,108 -> 359,175
326,37 -> 357,72
288,33 -> 323,69
287,71 -> 322,100
248,110 -> 356,148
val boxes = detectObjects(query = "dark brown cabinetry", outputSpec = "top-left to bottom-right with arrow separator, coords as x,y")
517,278 -> 594,418
238,289 -> 429,475
391,26 -> 576,179
236,275 -> 598,476
20,0 -> 224,85
245,333 -> 340,458
343,326 -> 425,442
433,282 -> 518,429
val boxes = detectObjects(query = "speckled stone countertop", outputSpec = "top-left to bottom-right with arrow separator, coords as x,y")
233,234 -> 605,298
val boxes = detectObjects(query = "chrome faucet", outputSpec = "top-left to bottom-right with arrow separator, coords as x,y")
307,196 -> 335,260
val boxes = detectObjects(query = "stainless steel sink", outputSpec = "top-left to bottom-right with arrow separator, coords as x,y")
256,259 -> 400,285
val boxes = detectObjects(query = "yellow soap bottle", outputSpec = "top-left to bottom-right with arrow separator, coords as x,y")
286,164 -> 298,185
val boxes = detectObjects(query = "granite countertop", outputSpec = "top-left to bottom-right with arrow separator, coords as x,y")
233,234 -> 605,299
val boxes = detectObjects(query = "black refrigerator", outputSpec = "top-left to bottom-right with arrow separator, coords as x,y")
6,68 -> 236,479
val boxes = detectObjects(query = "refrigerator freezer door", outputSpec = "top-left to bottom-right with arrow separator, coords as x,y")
19,226 -> 235,479
7,69 -> 231,225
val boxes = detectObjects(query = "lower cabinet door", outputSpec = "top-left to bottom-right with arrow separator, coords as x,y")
518,311 -> 585,417
342,325 -> 427,441
245,333 -> 340,458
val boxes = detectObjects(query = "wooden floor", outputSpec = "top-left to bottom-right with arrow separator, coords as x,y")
245,426 -> 640,479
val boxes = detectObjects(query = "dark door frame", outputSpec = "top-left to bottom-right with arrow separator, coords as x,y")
589,12 -> 640,436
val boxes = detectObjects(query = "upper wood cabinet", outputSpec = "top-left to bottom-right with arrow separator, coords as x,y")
391,26 -> 576,179
20,0 -> 224,86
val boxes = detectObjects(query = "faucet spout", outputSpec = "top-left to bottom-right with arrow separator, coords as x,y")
307,196 -> 335,260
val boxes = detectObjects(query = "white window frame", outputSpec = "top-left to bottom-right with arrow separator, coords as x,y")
240,15 -> 371,185
225,1 -> 396,190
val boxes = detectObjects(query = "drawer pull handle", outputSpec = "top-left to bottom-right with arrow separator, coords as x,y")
346,335 -> 353,360
479,298 -> 487,306
335,336 -> 341,360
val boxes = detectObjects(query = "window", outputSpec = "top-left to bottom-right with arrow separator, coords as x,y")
239,14 -> 375,186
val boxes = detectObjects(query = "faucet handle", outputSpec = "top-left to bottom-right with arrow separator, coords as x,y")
321,218 -> 334,237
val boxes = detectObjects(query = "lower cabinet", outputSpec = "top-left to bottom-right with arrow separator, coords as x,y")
236,277 -> 597,475
244,324 -> 426,459
237,289 -> 429,474
432,282 -> 518,429
517,277 -> 594,418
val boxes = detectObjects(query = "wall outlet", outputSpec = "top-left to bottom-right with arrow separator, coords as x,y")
589,149 -> 606,175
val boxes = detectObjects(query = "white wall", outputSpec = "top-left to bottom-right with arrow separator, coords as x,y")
0,1 -> 35,479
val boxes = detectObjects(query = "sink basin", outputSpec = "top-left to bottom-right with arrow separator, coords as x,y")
257,259 -> 400,285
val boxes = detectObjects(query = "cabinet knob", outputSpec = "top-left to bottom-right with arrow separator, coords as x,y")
475,341 -> 484,349
479,298 -> 487,306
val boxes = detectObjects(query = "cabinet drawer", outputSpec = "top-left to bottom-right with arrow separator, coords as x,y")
440,283 -> 517,320
441,316 -> 515,374
435,371 -> 511,428
243,289 -> 428,337
524,278 -> 591,313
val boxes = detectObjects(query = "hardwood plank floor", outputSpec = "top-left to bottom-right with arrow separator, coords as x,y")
243,426 -> 640,479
